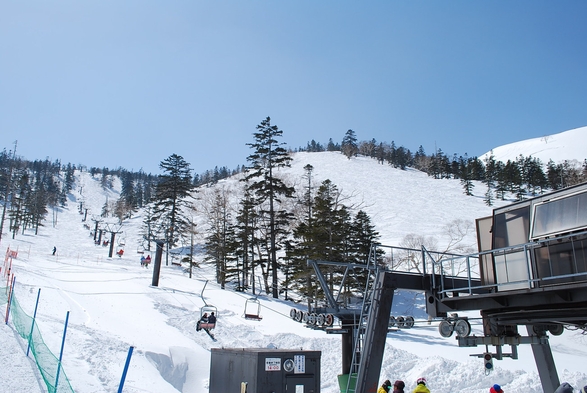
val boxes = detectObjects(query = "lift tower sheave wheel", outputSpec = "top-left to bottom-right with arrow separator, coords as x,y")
454,319 -> 471,338
439,320 -> 454,338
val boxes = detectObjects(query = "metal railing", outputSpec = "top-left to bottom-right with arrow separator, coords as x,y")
430,229 -> 587,298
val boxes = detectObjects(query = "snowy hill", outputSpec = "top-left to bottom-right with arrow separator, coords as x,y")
1,150 -> 587,393
480,126 -> 587,164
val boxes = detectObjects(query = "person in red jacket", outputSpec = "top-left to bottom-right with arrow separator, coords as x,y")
490,384 -> 504,393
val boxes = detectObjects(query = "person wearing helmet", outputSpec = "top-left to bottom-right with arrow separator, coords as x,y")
490,383 -> 504,393
377,379 -> 392,393
412,377 -> 430,393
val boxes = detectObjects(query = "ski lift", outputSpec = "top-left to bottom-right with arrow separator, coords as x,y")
200,304 -> 218,327
118,237 -> 126,247
196,304 -> 218,341
196,280 -> 218,340
136,245 -> 144,254
243,297 -> 263,320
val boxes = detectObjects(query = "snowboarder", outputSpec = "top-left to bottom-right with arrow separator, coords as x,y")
378,379 -> 392,393
52,246 -> 57,256
412,377 -> 430,393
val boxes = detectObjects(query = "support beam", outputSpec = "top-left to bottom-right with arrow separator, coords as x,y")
151,240 -> 164,287
308,260 -> 339,310
341,323 -> 354,375
526,325 -> 560,393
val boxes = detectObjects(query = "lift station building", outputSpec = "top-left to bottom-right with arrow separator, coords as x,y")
209,348 -> 321,393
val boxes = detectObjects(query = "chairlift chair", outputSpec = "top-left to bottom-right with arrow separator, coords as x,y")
243,297 -> 263,320
199,305 -> 218,330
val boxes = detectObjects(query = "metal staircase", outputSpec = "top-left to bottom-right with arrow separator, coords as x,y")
345,245 -> 384,393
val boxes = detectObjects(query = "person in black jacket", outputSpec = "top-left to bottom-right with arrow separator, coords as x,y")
208,312 -> 216,325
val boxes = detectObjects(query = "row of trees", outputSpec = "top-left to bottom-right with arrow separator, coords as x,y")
297,129 -> 587,205
0,146 -> 164,243
4,124 -> 585,302
144,118 -> 381,301
0,147 -> 71,241
123,122 -> 587,303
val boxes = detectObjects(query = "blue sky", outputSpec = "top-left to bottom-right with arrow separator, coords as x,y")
1,1 -> 586,175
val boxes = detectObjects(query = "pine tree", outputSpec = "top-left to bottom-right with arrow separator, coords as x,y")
349,210 -> 381,264
64,163 -> 75,194
547,159 -> 562,189
151,154 -> 195,253
483,153 -> 496,206
30,171 -> 48,235
9,170 -> 30,238
376,142 -> 386,165
341,129 -> 358,159
413,145 -> 428,171
326,138 -> 339,152
244,117 -> 295,298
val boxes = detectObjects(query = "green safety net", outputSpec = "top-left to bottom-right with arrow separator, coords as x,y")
1,286 -> 75,393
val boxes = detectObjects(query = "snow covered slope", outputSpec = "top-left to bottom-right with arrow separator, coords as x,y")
1,150 -> 586,393
480,126 -> 587,164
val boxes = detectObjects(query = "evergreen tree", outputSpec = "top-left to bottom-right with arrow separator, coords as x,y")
387,141 -> 397,167
546,159 -> 563,189
521,156 -> 547,195
349,210 -> 381,264
494,161 -> 508,200
413,145 -> 429,172
9,170 -> 30,238
100,168 -> 113,190
468,157 -> 485,181
64,163 -> 75,194
504,159 -> 524,200
376,142 -> 386,165
326,138 -> 340,152
459,155 -> 475,196
151,154 -> 195,251
483,153 -> 496,206
30,171 -> 48,235
341,129 -> 358,159
394,146 -> 411,170
244,117 -> 295,298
